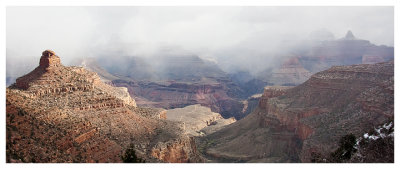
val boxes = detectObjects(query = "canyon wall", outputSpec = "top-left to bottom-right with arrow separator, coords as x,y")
199,61 -> 393,162
7,50 -> 202,163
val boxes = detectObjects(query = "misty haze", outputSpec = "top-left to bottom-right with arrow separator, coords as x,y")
6,6 -> 394,163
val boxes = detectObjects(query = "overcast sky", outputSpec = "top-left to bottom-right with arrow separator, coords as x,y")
6,6 -> 394,74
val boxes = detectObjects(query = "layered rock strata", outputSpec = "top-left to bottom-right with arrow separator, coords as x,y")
7,50 -> 203,163
270,57 -> 312,86
199,61 -> 393,162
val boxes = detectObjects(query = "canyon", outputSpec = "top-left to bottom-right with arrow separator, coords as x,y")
85,55 -> 250,120
6,50 -> 204,163
6,49 -> 394,163
198,61 -> 394,162
5,31 -> 394,164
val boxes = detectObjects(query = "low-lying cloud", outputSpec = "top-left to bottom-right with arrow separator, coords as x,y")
6,6 -> 394,77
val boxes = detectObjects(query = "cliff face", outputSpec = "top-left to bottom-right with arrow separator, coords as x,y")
151,137 -> 203,163
6,50 -> 202,163
293,61 -> 394,162
199,61 -> 393,162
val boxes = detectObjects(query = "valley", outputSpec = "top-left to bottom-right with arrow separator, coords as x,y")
5,20 -> 394,163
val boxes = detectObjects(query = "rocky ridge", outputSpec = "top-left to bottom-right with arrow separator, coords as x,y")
199,61 -> 393,162
258,30 -> 394,86
6,50 -> 203,163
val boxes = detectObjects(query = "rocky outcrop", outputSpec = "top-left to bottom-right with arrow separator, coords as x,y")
6,50 -> 201,163
240,93 -> 262,118
269,57 -> 312,86
166,104 -> 236,136
151,136 -> 204,163
39,50 -> 61,69
199,61 -> 393,162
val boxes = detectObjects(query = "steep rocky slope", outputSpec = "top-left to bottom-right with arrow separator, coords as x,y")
6,50 -> 203,163
199,61 -> 393,162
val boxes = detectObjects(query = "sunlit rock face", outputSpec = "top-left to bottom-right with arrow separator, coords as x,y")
166,104 -> 236,136
7,50 -> 204,163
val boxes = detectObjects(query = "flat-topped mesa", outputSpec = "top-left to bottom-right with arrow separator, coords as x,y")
39,50 -> 62,69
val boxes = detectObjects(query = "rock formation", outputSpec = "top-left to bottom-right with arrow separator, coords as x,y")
166,104 -> 236,136
302,30 -> 393,72
257,30 -> 394,86
198,61 -> 393,162
90,55 -> 247,120
344,30 -> 355,40
269,57 -> 312,86
6,50 -> 203,163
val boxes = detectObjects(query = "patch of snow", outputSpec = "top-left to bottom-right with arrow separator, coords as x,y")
383,122 -> 393,130
375,127 -> 382,134
368,135 -> 380,140
363,133 -> 369,139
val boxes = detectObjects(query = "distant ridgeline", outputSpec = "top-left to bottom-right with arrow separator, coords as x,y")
259,30 -> 394,86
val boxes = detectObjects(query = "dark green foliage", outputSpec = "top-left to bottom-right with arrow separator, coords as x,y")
121,144 -> 145,163
330,134 -> 357,162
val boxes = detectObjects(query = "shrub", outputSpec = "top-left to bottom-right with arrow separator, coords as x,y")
330,134 -> 357,162
121,144 -> 145,163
